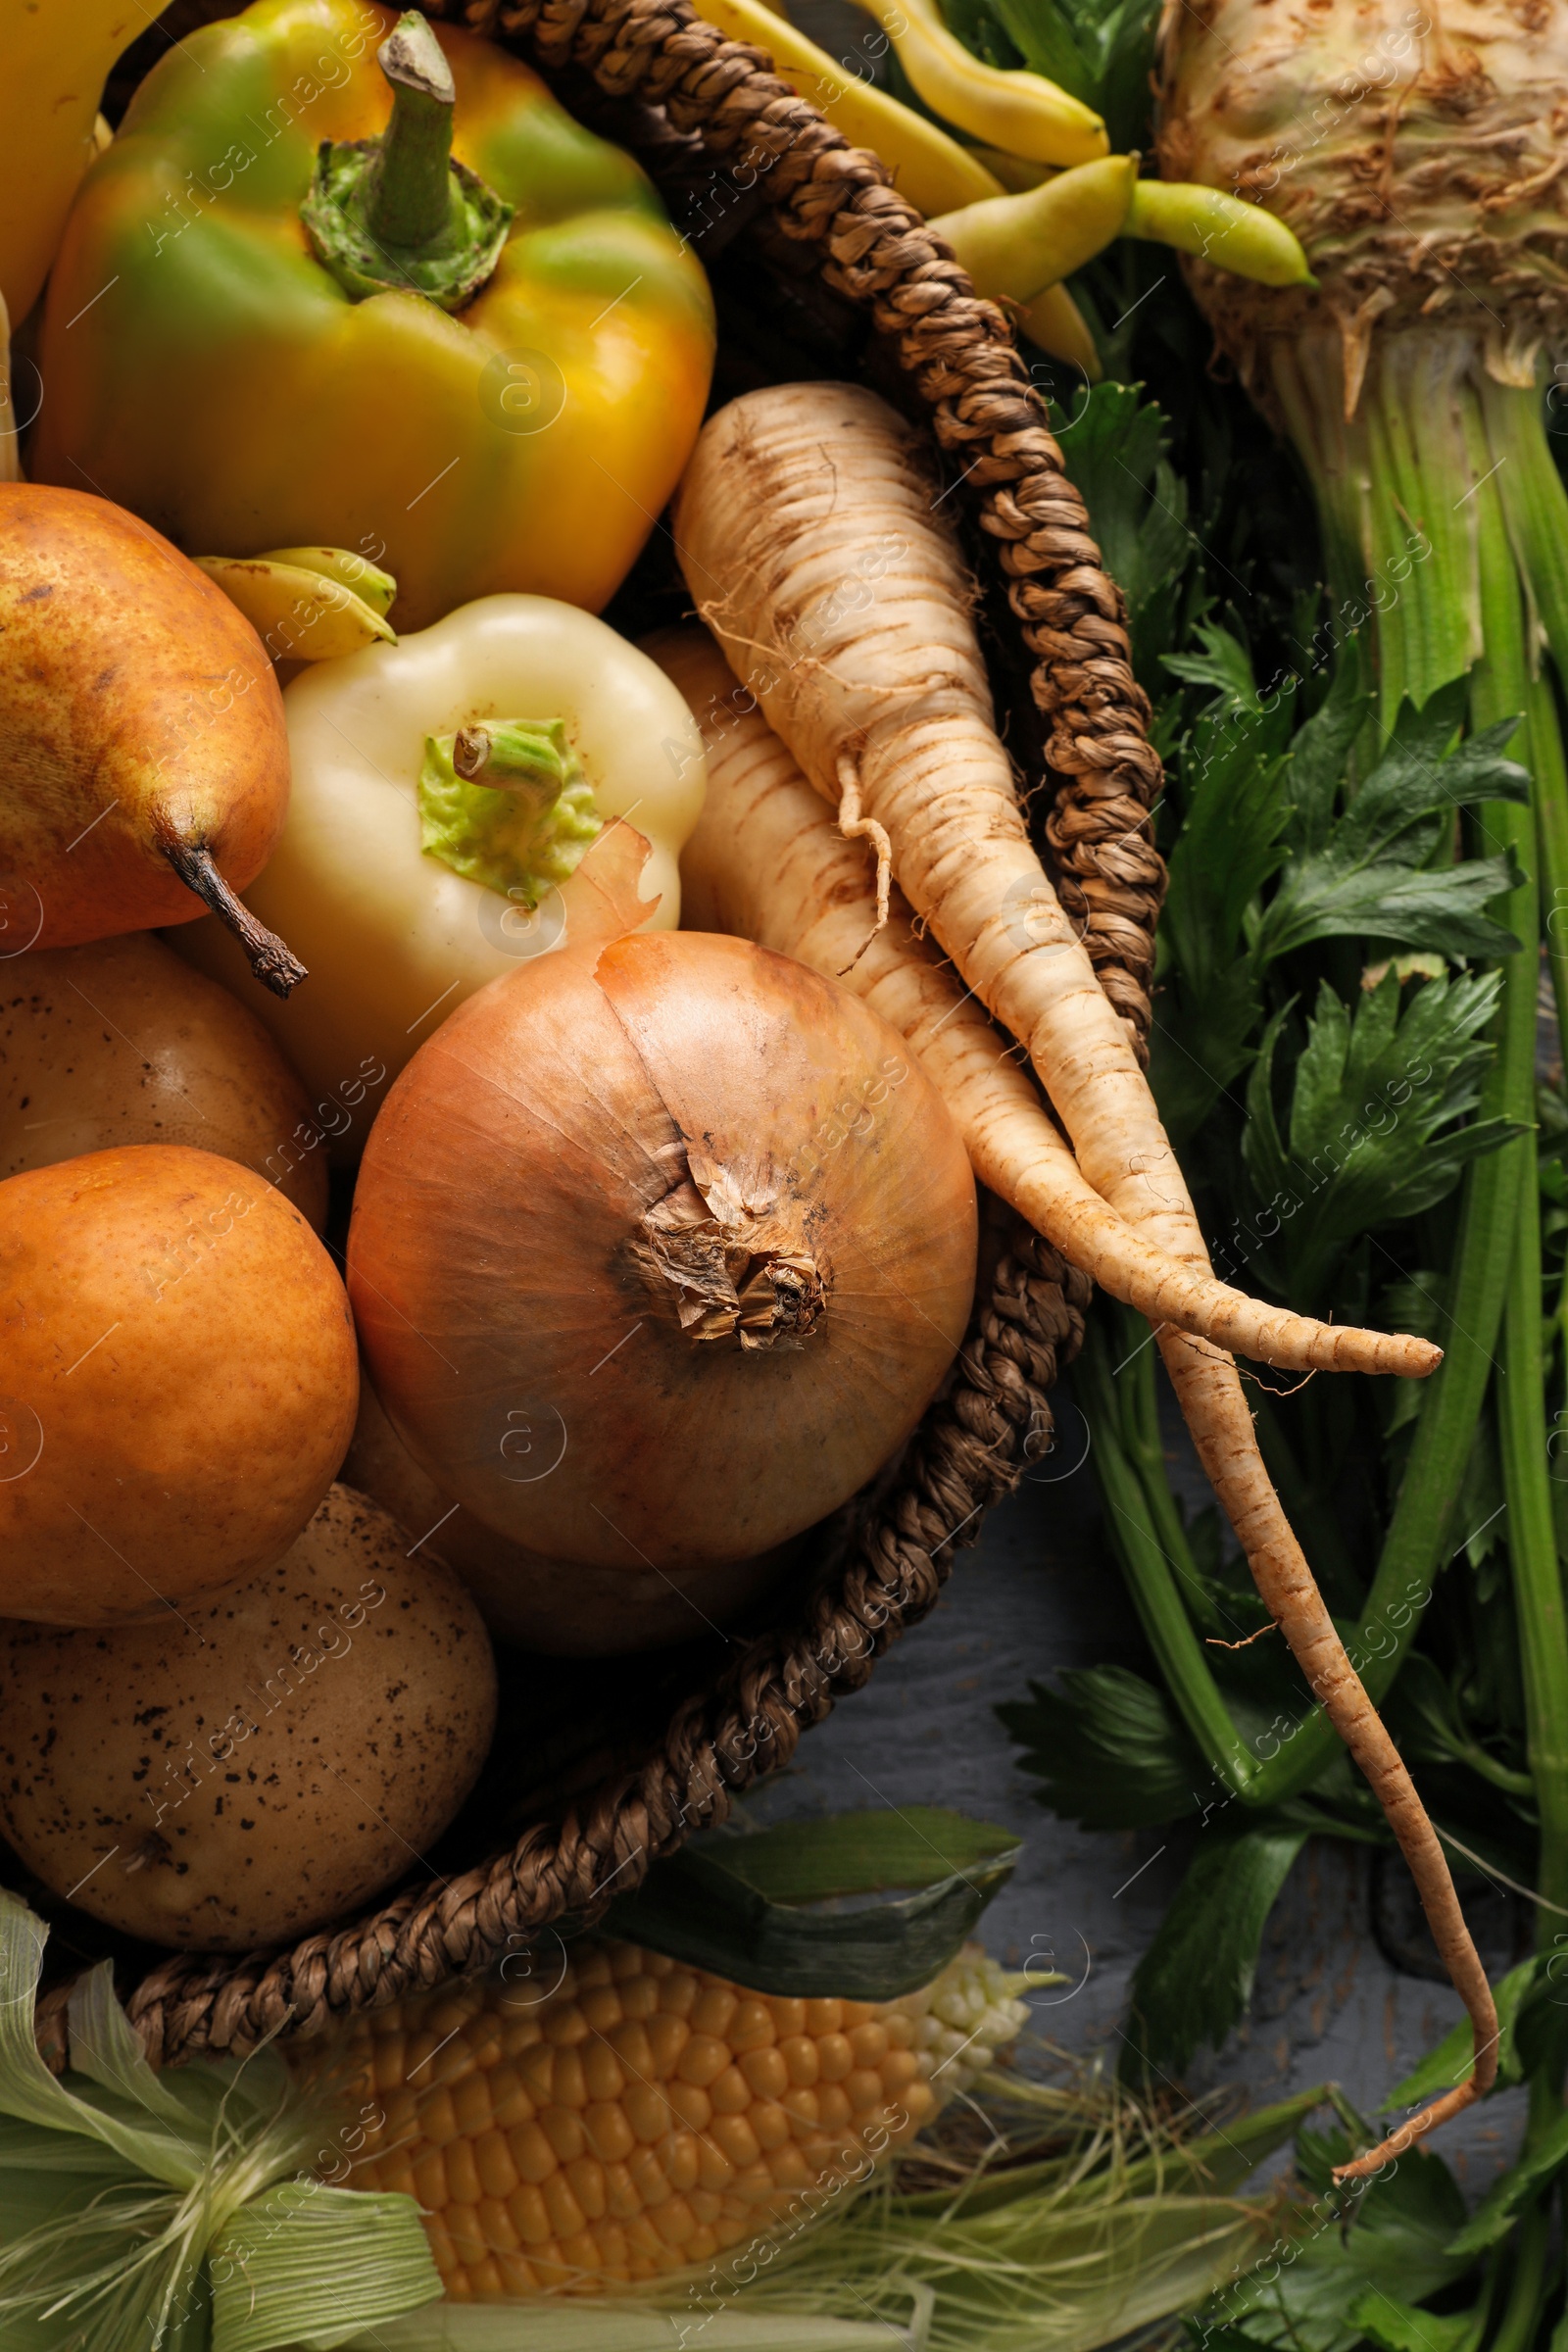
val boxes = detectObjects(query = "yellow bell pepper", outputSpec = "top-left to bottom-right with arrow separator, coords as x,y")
0,0 -> 137,325
33,2 -> 714,630
173,594 -> 708,1140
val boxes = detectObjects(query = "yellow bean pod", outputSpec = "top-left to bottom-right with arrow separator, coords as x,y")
1015,281 -> 1102,378
931,155 -> 1137,304
846,0 -> 1108,167
1127,180 -> 1314,286
699,0 -> 1004,216
966,145 -> 1053,193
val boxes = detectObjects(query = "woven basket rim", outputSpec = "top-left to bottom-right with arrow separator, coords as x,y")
33,0 -> 1163,2072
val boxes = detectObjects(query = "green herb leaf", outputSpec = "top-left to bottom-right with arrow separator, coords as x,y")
1381,1955 -> 1542,2110
1001,1666 -> 1206,1830
1151,693 -> 1290,1143
1124,1828 -> 1307,2073
606,1813 -> 1020,1997
1051,383 -> 1196,691
1202,2136 -> 1470,2352
1259,696 -> 1528,963
1281,648 -> 1371,855
1239,970 -> 1516,1303
706,1808 -> 1019,1902
1446,2102 -> 1568,2255
1351,2289 -> 1476,2352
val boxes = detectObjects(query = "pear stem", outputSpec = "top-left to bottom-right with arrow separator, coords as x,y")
162,840 -> 308,1000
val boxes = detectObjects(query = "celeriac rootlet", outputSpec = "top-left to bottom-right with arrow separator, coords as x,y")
1158,0 -> 1568,2176
651,619 -> 1495,2178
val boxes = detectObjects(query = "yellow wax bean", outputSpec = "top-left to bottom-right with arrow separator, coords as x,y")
966,146 -> 1054,194
1015,282 -> 1102,379
931,156 -> 1137,304
698,0 -> 1004,216
846,0 -> 1107,166
1127,180 -> 1314,286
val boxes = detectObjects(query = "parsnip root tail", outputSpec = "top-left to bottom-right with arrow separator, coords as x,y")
835,751 -> 892,961
1159,1330 -> 1499,2176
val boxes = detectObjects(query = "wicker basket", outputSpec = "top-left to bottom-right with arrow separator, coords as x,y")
33,0 -> 1165,2071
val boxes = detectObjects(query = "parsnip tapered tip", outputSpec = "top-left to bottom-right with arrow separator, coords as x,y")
1280,1328 -> 1442,1378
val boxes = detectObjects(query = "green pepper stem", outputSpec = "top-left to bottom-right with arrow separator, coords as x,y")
299,11 -> 514,313
367,13 -> 458,251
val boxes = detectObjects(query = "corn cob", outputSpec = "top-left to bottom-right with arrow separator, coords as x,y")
318,1936 -> 1028,2302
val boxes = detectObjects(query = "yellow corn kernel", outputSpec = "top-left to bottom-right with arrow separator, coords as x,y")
444,2136 -> 483,2206
566,2154 -> 609,2220
508,2121 -> 558,2184
477,2194 -> 518,2253
452,2072 -> 493,2139
677,2033 -> 729,2088
579,1984 -> 623,2034
417,2086 -> 459,2148
540,2107 -> 587,2164
551,2049 -> 589,2110
690,1985 -> 738,2038
542,2172 -> 588,2239
816,2034 -> 855,2083
584,2101 -> 637,2163
740,2044 -> 789,2101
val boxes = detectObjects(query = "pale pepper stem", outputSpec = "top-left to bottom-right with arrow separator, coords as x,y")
453,720 -> 573,796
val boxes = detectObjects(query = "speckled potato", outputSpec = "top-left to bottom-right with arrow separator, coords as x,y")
0,934 -> 328,1229
0,1144 -> 357,1625
0,1484 -> 497,1950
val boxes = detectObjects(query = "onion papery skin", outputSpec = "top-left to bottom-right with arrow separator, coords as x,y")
1155,0 -> 1568,412
346,931 -> 978,1575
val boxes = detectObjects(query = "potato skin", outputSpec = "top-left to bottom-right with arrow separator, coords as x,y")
0,934 -> 328,1230
0,1486 -> 497,1951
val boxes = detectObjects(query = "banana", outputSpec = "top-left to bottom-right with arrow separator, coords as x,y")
843,0 -> 1108,168
196,553 -> 397,661
259,544 -> 399,618
696,0 -> 1004,216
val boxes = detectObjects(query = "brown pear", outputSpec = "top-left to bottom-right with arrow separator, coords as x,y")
0,934 -> 328,1229
0,483 -> 304,995
0,1144 -> 358,1625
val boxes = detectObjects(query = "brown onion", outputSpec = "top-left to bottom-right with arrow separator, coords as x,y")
347,931 -> 977,1574
341,1372 -> 797,1654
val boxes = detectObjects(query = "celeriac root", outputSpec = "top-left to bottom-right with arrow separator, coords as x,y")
658,407 -> 1495,2151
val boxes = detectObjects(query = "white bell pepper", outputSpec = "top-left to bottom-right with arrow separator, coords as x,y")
174,595 -> 707,1144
